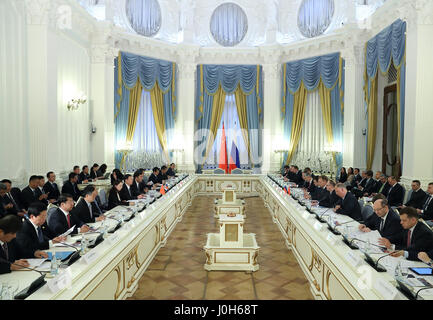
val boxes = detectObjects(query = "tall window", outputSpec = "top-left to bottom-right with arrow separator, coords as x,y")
126,0 -> 162,37
204,95 -> 249,169
210,3 -> 248,47
124,91 -> 166,171
298,0 -> 334,38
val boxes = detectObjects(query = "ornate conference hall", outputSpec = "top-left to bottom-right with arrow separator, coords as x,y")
1,0 -> 433,305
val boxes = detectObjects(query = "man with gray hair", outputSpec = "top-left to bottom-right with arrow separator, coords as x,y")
334,183 -> 363,221
373,174 -> 390,197
358,198 -> 403,243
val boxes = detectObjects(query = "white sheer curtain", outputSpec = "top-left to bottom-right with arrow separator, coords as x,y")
291,90 -> 333,173
298,0 -> 335,38
205,95 -> 249,168
125,90 -> 167,171
210,3 -> 248,47
126,0 -> 162,37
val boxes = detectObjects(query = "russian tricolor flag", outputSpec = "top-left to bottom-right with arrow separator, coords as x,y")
228,140 -> 240,174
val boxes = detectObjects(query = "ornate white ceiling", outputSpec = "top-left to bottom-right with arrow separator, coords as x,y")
77,0 -> 387,47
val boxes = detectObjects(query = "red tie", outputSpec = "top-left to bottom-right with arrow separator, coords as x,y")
67,214 -> 71,228
407,229 -> 412,248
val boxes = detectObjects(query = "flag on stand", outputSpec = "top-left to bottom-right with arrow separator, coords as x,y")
228,140 -> 240,174
218,122 -> 228,173
159,185 -> 166,195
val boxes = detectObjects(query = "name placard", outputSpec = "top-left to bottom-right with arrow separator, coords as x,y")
83,250 -> 99,264
374,278 -> 399,300
47,268 -> 72,293
345,251 -> 363,268
107,233 -> 120,245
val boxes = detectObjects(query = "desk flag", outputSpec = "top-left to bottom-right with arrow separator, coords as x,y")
228,140 -> 240,174
159,185 -> 166,195
218,122 -> 228,173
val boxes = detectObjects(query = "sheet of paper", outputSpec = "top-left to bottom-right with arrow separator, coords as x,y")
26,258 -> 47,268
59,225 -> 75,237
35,261 -> 51,272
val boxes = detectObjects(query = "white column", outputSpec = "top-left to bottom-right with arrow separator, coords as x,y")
176,61 -> 196,173
401,11 -> 433,189
90,41 -> 117,170
341,44 -> 368,171
262,62 -> 282,173
26,0 -> 53,175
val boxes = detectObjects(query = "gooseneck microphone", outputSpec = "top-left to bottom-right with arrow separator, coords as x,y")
0,256 -> 45,276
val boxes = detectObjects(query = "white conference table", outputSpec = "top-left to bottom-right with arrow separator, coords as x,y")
0,174 -> 195,300
2,173 -> 433,300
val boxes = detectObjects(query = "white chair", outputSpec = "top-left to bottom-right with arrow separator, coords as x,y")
361,205 -> 374,222
358,199 -> 364,208
46,205 -> 58,227
213,168 -> 225,174
231,168 -> 243,174
98,188 -> 107,207
404,189 -> 413,205
75,196 -> 83,206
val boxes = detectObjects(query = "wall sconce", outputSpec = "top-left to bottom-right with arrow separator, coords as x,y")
67,93 -> 87,111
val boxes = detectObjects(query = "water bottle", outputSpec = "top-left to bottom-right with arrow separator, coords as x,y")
80,237 -> 87,256
50,253 -> 58,276
365,239 -> 371,254
100,221 -> 107,239
395,261 -> 403,279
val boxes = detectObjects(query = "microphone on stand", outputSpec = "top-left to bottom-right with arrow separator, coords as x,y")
315,208 -> 332,223
0,257 -> 46,300
56,242 -> 81,266
105,216 -> 122,233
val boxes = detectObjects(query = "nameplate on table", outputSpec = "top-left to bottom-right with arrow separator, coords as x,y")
47,268 -> 72,293
345,251 -> 363,268
83,250 -> 99,264
313,221 -> 323,232
302,211 -> 310,220
374,278 -> 399,300
108,233 -> 121,245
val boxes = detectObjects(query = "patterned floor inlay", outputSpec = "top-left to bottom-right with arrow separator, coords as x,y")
128,196 -> 314,300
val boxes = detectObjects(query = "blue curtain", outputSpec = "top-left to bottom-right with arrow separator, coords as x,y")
195,65 -> 264,172
114,51 -> 177,169
365,19 -> 406,168
282,52 -> 344,171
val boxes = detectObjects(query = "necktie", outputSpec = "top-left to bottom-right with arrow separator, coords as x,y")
2,242 -> 8,261
380,218 -> 384,232
66,213 -> 71,228
37,227 -> 44,243
424,196 -> 432,211
407,229 -> 412,248
93,200 -> 102,215
128,186 -> 132,198
379,184 -> 385,193
88,202 -> 93,219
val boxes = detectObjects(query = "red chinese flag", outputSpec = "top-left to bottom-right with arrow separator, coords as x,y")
218,122 -> 228,173
159,185 -> 166,195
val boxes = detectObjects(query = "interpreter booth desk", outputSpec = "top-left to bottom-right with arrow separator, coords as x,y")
2,174 -> 432,300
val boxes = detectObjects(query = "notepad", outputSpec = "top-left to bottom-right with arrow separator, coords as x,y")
47,251 -> 75,261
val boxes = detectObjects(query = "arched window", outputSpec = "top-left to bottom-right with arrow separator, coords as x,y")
126,0 -> 162,37
210,3 -> 248,47
298,0 -> 334,38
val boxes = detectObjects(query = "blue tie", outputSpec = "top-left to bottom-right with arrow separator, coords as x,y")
37,227 -> 44,243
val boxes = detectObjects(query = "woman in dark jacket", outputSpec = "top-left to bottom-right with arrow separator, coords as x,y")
107,180 -> 131,210
90,163 -> 99,180
338,167 -> 348,183
96,164 -> 108,178
110,169 -> 124,185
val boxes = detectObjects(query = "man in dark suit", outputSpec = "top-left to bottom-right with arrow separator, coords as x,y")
311,175 -> 329,202
402,180 -> 427,210
71,186 -> 106,224
0,179 -> 26,217
72,165 -> 82,183
48,194 -> 90,237
417,182 -> 433,221
121,174 -> 146,201
131,170 -> 148,196
43,171 -> 60,203
358,198 -> 403,243
334,183 -> 363,221
15,202 -> 65,258
386,176 -> 405,207
301,173 -> 316,195
61,172 -> 81,201
289,165 -> 303,186
148,167 -> 161,187
362,170 -> 377,196
374,174 -> 391,197
21,175 -> 47,210
0,183 -> 7,218
167,163 -> 177,177
0,215 -> 37,274
380,206 -> 433,261
319,180 -> 340,208
351,168 -> 362,187
79,166 -> 91,184
158,166 -> 169,184
36,176 -> 49,206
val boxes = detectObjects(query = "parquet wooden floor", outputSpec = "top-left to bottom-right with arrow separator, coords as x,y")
128,196 -> 314,300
